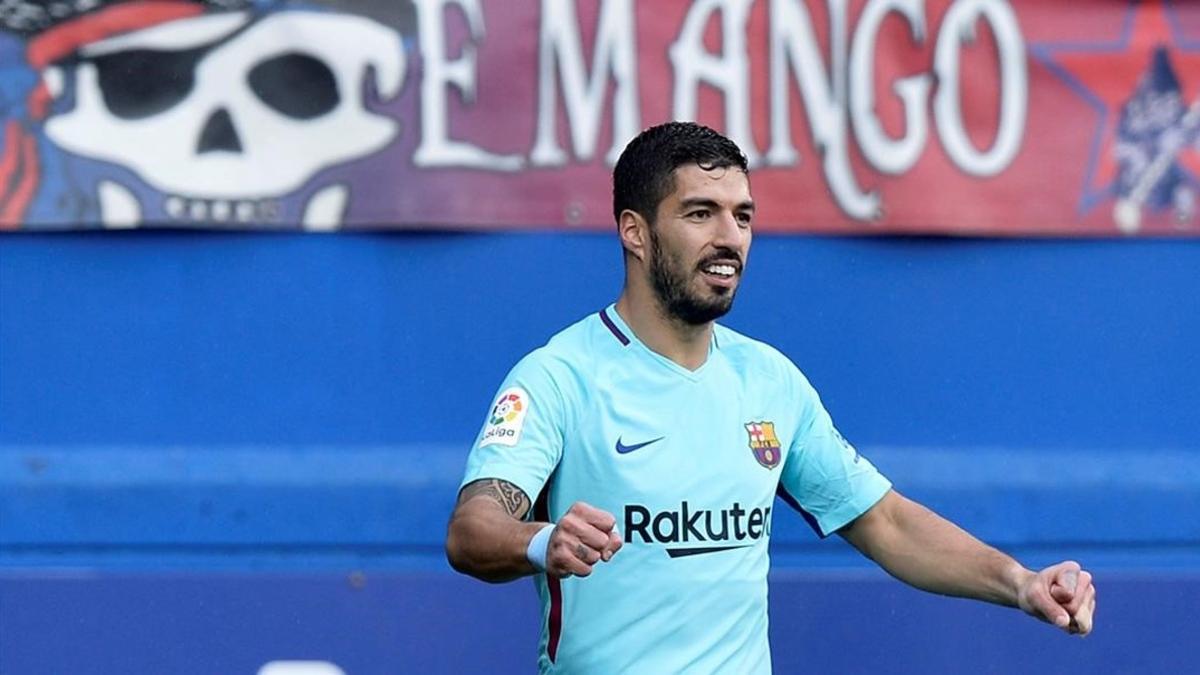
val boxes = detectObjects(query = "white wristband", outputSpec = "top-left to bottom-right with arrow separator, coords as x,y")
526,523 -> 554,572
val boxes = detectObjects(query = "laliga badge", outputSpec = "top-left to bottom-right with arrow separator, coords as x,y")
480,387 -> 529,447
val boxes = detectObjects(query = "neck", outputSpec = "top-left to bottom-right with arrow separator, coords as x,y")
614,287 -> 713,371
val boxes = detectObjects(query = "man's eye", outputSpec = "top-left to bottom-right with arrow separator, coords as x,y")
688,210 -> 710,220
736,213 -> 753,226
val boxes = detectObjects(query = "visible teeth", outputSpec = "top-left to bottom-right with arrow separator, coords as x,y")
188,200 -> 208,220
236,201 -> 256,222
159,196 -> 280,223
705,264 -> 736,277
164,196 -> 235,223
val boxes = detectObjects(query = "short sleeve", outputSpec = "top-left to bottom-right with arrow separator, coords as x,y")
778,366 -> 891,538
459,351 -> 567,509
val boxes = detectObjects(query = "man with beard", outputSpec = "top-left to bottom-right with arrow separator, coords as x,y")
445,122 -> 1096,674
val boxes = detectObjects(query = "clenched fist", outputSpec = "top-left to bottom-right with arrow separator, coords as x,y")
1017,560 -> 1096,636
545,501 -> 623,578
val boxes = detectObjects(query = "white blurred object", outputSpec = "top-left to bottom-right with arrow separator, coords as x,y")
258,661 -> 346,675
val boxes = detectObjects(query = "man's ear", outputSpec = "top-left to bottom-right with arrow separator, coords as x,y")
618,209 -> 649,262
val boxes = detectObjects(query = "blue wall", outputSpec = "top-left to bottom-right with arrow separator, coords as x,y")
3,232 -> 1198,449
2,232 -> 1199,672
3,572 -> 1197,675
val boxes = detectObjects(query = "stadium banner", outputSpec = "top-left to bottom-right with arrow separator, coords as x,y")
0,0 -> 1197,235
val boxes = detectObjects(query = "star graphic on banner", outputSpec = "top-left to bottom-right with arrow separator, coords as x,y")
1031,0 -> 1200,231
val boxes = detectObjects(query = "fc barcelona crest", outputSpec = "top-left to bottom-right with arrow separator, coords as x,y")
745,421 -> 782,469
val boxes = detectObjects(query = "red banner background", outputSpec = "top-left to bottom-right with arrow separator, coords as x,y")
2,0 -> 1197,235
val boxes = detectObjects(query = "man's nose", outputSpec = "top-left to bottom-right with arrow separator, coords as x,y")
713,210 -> 746,248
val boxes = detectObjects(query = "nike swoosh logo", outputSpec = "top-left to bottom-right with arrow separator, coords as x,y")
666,544 -> 752,558
615,436 -> 665,454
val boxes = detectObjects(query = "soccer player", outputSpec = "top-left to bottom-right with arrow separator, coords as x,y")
445,122 -> 1096,673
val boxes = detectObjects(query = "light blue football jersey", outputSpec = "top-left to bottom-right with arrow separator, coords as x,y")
460,305 -> 891,674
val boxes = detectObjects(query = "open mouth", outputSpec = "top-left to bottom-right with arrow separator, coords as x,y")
703,263 -> 737,277
699,260 -> 741,287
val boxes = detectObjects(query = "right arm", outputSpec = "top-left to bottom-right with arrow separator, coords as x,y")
445,478 -> 622,583
445,478 -> 542,583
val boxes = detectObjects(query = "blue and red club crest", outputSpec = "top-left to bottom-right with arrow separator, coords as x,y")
745,421 -> 781,469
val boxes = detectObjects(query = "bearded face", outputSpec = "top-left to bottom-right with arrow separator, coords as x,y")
647,224 -> 739,325
639,164 -> 752,326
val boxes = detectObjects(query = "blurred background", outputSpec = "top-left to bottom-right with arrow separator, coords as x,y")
2,1 -> 1198,673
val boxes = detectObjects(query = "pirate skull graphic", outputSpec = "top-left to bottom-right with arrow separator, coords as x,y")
41,5 -> 406,229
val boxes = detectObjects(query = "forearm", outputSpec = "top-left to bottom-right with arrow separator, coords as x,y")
446,497 -> 548,583
843,492 -> 1033,607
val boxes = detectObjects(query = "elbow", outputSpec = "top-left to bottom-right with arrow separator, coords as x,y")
445,509 -> 525,584
444,520 -> 472,576
445,519 -> 502,582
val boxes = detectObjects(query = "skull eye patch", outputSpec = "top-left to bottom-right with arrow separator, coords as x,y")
247,52 -> 340,120
85,47 -> 339,122
91,48 -> 203,120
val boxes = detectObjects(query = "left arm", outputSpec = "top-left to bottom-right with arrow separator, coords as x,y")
839,489 -> 1096,635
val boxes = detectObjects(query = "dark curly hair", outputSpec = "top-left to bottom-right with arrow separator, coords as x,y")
612,121 -> 748,226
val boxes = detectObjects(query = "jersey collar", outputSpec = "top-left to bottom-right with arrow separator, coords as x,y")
600,304 -> 717,382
